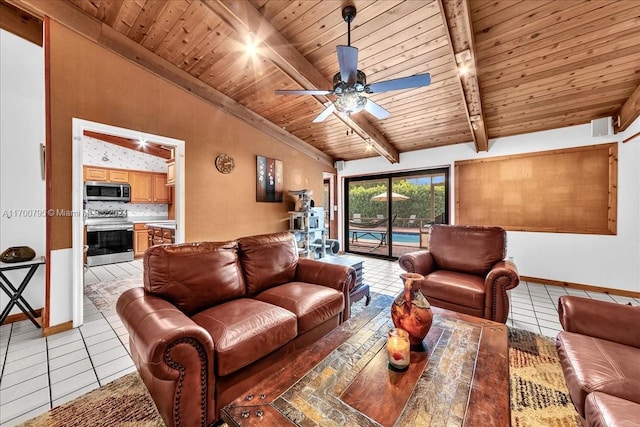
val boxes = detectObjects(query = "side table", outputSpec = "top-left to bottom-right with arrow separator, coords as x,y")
0,256 -> 46,328
318,255 -> 370,306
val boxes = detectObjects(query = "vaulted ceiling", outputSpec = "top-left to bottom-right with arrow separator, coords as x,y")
6,0 -> 640,164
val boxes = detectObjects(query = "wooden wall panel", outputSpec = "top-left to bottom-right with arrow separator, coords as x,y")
455,143 -> 618,234
48,20 -> 328,249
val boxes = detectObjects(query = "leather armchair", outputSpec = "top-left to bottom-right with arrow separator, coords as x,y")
399,224 -> 519,323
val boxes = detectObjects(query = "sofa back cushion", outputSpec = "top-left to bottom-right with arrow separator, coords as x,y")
144,242 -> 245,316
429,225 -> 506,276
237,232 -> 298,296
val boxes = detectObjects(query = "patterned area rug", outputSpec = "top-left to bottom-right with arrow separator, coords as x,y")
84,273 -> 142,311
509,328 -> 581,427
55,285 -> 579,426
18,372 -> 164,427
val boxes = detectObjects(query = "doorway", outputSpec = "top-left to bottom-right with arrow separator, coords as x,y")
71,119 -> 185,327
344,168 -> 449,258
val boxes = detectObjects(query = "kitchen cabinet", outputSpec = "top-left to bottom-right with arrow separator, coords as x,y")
147,224 -> 175,246
83,166 -> 129,183
84,166 -> 168,204
130,172 -> 169,203
152,174 -> 170,203
130,172 -> 152,203
166,160 -> 175,186
133,223 -> 149,257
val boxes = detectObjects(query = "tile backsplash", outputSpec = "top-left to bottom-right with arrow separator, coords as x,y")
86,201 -> 168,218
83,137 -> 167,173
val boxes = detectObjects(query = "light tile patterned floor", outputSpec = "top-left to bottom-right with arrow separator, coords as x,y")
1,256 -> 638,426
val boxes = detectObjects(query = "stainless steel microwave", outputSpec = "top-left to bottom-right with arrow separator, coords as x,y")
84,181 -> 131,202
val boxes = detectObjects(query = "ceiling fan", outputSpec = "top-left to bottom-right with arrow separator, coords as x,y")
275,5 -> 432,123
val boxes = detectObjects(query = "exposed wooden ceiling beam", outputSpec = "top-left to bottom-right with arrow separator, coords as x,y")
83,130 -> 172,159
0,0 -> 42,46
615,82 -> 640,133
202,0 -> 399,164
440,0 -> 488,152
7,0 -> 335,168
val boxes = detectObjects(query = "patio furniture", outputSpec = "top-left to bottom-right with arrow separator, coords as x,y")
349,214 -> 397,250
405,214 -> 417,227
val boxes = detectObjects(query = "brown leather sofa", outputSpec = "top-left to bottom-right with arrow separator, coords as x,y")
116,232 -> 356,427
556,295 -> 640,426
398,224 -> 519,323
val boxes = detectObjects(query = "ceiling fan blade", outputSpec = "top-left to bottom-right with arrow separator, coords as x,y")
337,45 -> 358,84
365,73 -> 431,93
275,89 -> 333,96
312,103 -> 337,123
363,99 -> 390,120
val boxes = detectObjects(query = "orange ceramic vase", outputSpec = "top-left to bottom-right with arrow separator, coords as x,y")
391,273 -> 433,351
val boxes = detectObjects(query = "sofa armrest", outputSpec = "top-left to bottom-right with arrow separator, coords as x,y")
558,295 -> 640,348
116,287 -> 216,427
295,258 -> 356,321
398,251 -> 436,275
484,260 -> 520,323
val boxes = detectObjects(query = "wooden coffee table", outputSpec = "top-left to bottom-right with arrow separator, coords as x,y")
221,295 -> 510,427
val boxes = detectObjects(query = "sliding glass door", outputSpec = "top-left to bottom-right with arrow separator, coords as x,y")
345,168 -> 449,258
346,178 -> 390,256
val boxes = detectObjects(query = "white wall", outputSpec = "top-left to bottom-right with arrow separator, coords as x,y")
0,30 -> 46,316
340,118 -> 640,293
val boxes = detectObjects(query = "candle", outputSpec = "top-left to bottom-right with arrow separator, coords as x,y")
387,328 -> 410,371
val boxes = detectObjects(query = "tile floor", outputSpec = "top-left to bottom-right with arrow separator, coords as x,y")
1,256 -> 638,426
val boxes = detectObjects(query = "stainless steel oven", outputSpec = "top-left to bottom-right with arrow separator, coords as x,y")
85,209 -> 134,266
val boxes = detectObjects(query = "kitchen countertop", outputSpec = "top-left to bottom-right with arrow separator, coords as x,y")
144,221 -> 176,230
129,216 -> 170,224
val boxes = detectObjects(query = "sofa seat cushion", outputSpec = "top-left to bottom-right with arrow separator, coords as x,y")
422,271 -> 485,310
556,332 -> 640,416
255,282 -> 344,334
192,298 -> 297,376
585,392 -> 640,427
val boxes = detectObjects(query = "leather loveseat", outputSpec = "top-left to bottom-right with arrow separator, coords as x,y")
556,295 -> 640,426
116,232 -> 356,427
398,224 -> 519,323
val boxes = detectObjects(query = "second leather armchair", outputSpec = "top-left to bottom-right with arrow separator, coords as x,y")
399,224 -> 519,323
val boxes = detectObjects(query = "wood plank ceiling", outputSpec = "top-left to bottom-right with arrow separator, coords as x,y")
10,0 -> 640,163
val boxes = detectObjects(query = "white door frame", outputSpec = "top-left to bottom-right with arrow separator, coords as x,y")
71,118 -> 185,327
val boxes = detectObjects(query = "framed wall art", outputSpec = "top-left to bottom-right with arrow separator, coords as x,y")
256,155 -> 283,202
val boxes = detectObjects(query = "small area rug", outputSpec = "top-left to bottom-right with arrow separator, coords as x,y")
84,274 -> 142,311
67,280 -> 580,426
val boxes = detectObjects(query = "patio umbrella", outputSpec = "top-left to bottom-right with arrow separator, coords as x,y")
371,191 -> 409,202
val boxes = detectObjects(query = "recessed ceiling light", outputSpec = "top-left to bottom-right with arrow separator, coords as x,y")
246,35 -> 258,56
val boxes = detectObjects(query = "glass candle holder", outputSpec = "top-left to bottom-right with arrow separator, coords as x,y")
387,328 -> 410,371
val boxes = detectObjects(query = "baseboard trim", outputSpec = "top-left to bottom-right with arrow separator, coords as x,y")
42,320 -> 73,337
0,308 -> 43,326
521,276 -> 640,299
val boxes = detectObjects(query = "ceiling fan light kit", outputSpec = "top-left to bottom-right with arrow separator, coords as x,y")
275,6 -> 432,123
